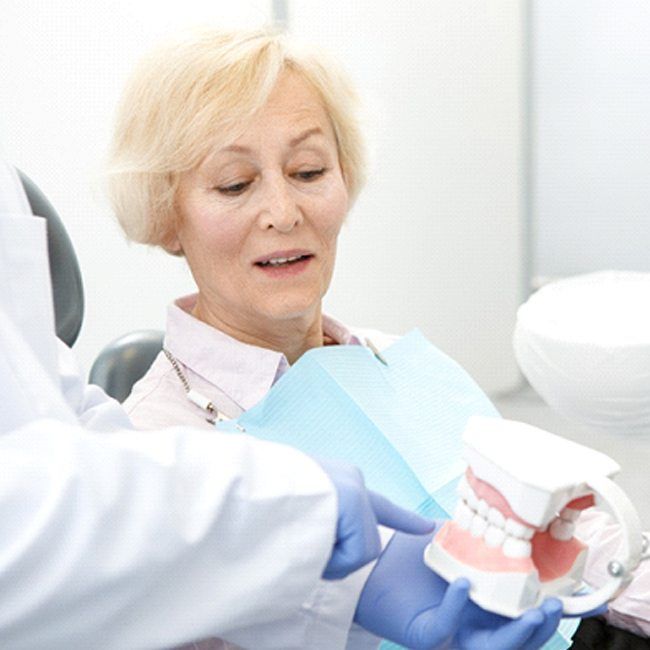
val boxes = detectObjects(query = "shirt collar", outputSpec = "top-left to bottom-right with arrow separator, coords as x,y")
165,293 -> 361,411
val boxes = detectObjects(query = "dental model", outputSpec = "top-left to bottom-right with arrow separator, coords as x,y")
424,416 -> 646,618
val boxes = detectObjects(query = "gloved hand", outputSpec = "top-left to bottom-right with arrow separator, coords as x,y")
316,458 -> 435,580
355,529 -> 565,650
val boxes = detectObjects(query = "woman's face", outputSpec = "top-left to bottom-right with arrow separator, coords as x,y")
171,72 -> 349,334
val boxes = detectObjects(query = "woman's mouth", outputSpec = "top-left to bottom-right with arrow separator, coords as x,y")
255,253 -> 313,267
254,253 -> 314,276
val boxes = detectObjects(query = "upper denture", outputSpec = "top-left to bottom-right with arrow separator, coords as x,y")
465,468 -> 535,528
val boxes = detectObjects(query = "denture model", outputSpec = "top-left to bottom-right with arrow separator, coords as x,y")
424,416 -> 646,618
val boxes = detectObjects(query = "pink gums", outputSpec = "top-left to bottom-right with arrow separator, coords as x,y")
565,494 -> 595,510
532,531 -> 587,582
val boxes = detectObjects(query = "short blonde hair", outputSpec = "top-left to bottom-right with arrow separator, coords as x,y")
106,28 -> 366,251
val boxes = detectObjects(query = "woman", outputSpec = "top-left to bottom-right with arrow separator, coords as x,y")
109,29 -> 383,431
107,29 -> 648,647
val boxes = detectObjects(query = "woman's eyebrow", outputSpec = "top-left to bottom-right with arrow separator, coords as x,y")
289,127 -> 324,147
212,127 -> 326,161
220,144 -> 251,154
217,127 -> 323,156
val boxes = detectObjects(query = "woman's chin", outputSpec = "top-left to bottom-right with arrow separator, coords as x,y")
251,297 -> 321,325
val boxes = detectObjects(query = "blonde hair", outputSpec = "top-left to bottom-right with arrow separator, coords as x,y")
106,28 -> 366,252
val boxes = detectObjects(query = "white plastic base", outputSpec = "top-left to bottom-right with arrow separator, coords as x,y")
424,540 -> 542,618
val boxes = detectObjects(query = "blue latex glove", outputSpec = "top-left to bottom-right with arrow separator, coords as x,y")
355,529 -> 564,650
316,458 -> 435,580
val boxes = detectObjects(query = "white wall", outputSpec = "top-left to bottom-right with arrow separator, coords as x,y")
292,1 -> 526,393
1,1 -> 526,394
531,0 -> 650,282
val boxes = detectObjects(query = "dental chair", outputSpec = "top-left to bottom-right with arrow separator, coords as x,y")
89,330 -> 163,403
19,170 -> 84,347
18,170 -> 163,402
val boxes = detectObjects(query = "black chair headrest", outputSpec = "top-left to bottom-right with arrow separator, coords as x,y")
18,170 -> 84,347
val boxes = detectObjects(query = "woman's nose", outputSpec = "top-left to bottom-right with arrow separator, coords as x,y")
257,176 -> 303,232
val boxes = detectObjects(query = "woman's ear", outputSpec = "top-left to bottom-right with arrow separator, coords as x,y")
162,232 -> 184,256
160,219 -> 184,256
160,201 -> 185,255
164,241 -> 184,256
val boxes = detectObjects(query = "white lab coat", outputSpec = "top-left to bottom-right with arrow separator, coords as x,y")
0,163 -> 371,649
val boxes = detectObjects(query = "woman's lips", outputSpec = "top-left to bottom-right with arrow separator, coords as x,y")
254,253 -> 314,277
253,249 -> 313,264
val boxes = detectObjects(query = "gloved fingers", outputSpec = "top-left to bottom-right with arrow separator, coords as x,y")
321,553 -> 348,580
368,491 -> 435,535
406,578 -> 471,649
482,609 -> 546,650
322,491 -> 381,580
488,599 -> 562,650
520,598 -> 563,650
322,532 -> 380,579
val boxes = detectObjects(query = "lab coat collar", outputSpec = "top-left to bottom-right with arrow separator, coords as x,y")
0,158 -> 31,215
165,294 -> 360,411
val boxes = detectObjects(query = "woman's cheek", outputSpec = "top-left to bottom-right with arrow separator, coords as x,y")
204,209 -> 247,245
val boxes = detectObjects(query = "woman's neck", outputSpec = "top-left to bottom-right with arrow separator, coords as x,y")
192,295 -> 325,365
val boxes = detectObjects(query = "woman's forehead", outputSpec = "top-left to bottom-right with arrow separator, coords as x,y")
201,85 -> 335,163
239,74 -> 332,139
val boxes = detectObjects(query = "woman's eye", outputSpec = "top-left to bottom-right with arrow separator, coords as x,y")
294,168 -> 326,181
216,180 -> 251,195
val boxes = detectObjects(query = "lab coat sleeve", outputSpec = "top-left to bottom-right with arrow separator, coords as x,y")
222,527 -> 392,649
0,420 -> 339,649
1,310 -> 340,648
576,508 -> 650,637
56,338 -> 133,431
224,561 -> 375,649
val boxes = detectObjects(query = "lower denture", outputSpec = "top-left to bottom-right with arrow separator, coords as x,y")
531,531 -> 587,582
436,521 -> 536,573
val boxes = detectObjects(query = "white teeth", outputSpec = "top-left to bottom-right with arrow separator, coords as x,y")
485,525 -> 507,548
487,507 -> 506,528
454,502 -> 474,530
456,480 -> 536,554
466,487 -> 479,510
550,518 -> 575,541
470,514 -> 488,537
264,255 -> 304,266
502,537 -> 532,558
505,518 -> 535,540
560,507 -> 581,522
